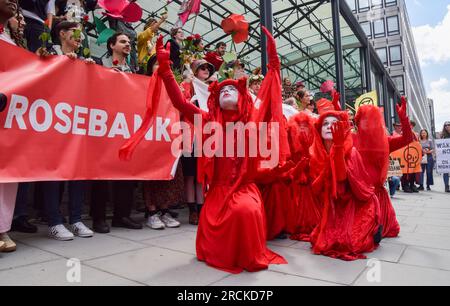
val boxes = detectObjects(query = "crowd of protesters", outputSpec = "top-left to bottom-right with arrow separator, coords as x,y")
0,0 -> 447,256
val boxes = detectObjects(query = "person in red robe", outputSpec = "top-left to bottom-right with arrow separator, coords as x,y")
154,27 -> 288,273
308,99 -> 381,261
286,112 -> 322,241
353,97 -> 414,238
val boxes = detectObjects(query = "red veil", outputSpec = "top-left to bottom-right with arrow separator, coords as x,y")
354,105 -> 400,238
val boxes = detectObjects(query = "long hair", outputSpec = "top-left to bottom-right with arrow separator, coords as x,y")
7,6 -> 26,49
442,123 -> 450,139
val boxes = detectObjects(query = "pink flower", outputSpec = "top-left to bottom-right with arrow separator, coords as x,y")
194,34 -> 201,40
320,80 -> 335,93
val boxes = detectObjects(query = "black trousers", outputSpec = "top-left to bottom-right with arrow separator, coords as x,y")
90,181 -> 135,221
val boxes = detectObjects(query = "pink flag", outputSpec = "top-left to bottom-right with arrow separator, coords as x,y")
178,0 -> 202,25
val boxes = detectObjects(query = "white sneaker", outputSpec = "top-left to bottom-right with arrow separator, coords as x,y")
48,224 -> 74,241
71,222 -> 94,238
147,214 -> 165,230
160,213 -> 181,228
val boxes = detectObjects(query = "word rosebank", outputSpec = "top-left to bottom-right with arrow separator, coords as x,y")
4,95 -> 280,166
4,94 -> 173,141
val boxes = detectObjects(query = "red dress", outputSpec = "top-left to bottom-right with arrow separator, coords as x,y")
257,163 -> 294,241
197,157 -> 286,273
354,105 -> 414,238
150,30 -> 288,273
309,111 -> 380,261
286,113 -> 322,241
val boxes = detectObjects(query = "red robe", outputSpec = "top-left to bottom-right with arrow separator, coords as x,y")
149,29 -> 288,273
354,106 -> 414,238
257,162 -> 294,241
286,113 -> 322,242
309,112 -> 380,261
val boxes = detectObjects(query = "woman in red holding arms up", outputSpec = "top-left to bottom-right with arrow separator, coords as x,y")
155,27 -> 287,273
353,98 -> 414,238
308,100 -> 381,261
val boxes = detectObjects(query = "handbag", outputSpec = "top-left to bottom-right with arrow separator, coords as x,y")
421,154 -> 428,164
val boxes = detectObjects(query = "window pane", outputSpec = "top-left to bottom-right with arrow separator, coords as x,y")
376,47 -> 388,65
373,19 -> 386,38
387,16 -> 400,35
358,0 -> 370,12
346,0 -> 356,12
385,0 -> 397,7
372,0 -> 383,8
392,75 -> 404,93
389,46 -> 402,65
360,22 -> 372,38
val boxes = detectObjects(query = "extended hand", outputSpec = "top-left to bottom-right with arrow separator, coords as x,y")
156,35 -> 171,67
331,121 -> 348,147
396,96 -> 408,121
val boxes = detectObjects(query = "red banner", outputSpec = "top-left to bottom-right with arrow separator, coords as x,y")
0,41 -> 180,183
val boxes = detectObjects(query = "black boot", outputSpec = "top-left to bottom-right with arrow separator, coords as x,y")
93,219 -> 110,234
446,186 -> 450,193
11,216 -> 38,234
374,225 -> 383,244
418,185 -> 424,191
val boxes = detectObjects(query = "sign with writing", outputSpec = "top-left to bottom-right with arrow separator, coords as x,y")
390,141 -> 423,174
435,139 -> 450,174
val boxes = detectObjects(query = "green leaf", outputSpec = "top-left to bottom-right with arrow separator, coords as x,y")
72,29 -> 82,40
83,47 -> 91,58
94,16 -> 107,34
39,32 -> 50,43
96,28 -> 115,45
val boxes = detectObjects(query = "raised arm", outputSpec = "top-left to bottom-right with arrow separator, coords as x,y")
331,121 -> 349,182
262,26 -> 280,72
389,97 -> 415,152
156,36 -> 205,123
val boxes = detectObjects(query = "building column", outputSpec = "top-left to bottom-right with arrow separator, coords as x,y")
332,0 -> 346,109
260,0 -> 273,75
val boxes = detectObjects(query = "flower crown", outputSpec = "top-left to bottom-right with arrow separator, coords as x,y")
249,74 -> 264,82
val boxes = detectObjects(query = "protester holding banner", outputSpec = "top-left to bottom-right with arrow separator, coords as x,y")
0,0 -> 19,252
441,122 -> 450,193
35,20 -> 95,240
419,129 -> 435,191
90,31 -> 143,234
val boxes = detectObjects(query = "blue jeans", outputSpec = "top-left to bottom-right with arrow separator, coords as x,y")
420,155 -> 435,187
444,173 -> 449,187
43,181 -> 86,227
389,176 -> 401,196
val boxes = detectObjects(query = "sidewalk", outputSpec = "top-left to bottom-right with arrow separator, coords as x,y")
1,178 -> 450,286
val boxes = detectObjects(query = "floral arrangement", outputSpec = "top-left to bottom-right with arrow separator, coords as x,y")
180,33 -> 204,66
